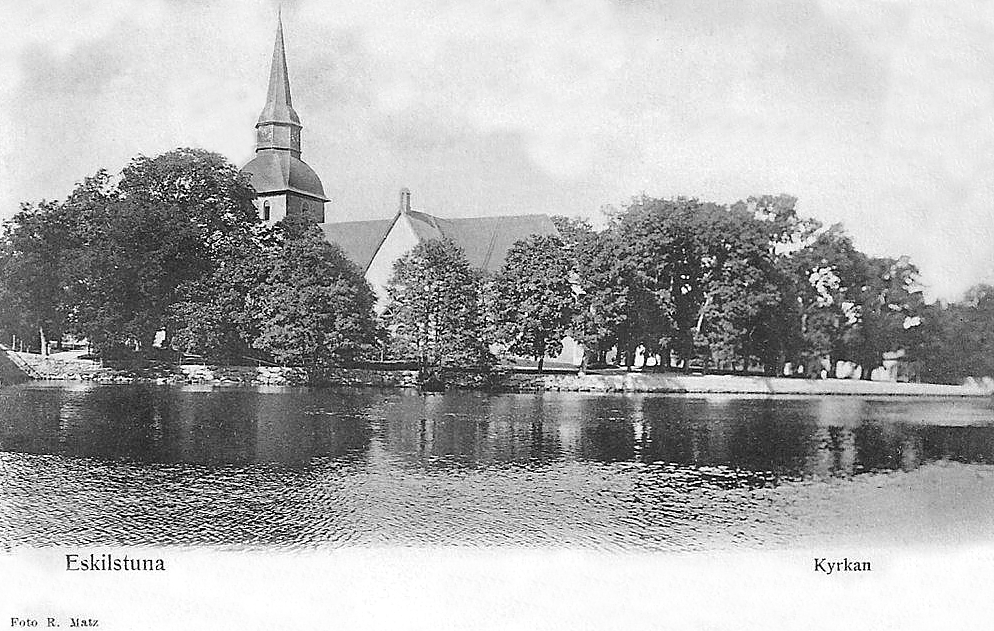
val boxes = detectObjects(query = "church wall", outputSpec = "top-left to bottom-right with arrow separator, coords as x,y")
366,215 -> 421,312
255,194 -> 325,225
286,195 -> 325,223
256,195 -> 287,224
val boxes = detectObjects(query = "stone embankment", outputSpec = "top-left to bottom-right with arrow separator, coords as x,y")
12,354 -> 422,388
0,344 -> 37,384
178,365 -> 423,387
7,353 -> 494,389
4,350 -> 993,397
500,372 -> 994,397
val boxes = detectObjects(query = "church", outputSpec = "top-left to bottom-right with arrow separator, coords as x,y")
240,14 -> 563,312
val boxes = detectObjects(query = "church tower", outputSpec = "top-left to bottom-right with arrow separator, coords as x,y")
242,10 -> 328,224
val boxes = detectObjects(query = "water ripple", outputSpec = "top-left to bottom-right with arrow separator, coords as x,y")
1,383 -> 993,550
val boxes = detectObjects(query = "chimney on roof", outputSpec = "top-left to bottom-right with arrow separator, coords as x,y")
399,188 -> 411,214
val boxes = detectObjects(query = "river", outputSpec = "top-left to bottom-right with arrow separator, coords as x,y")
1,382 -> 992,550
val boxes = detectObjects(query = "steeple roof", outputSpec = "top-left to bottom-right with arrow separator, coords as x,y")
242,150 -> 328,201
258,9 -> 301,127
243,9 -> 326,204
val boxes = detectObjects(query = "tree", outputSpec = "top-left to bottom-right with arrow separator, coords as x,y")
729,195 -> 809,374
0,170 -> 127,353
549,215 -> 633,370
610,197 -> 695,367
384,238 -> 490,369
736,194 -> 820,251
0,200 -> 77,353
549,215 -> 594,247
919,284 -> 994,384
247,216 -> 378,369
64,149 -> 259,355
118,148 -> 259,252
569,227 -> 650,370
169,239 -> 269,362
611,196 -> 781,372
0,150 -> 261,357
691,204 -> 781,372
68,195 -> 210,353
490,234 -> 575,372
846,256 -> 926,375
775,224 -> 868,376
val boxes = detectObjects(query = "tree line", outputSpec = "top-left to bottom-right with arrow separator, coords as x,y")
0,149 -> 377,369
1,149 -> 991,383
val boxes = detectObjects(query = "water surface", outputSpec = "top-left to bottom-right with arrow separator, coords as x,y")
2,383 -> 992,550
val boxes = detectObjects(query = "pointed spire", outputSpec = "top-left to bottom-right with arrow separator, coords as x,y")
258,7 -> 300,128
256,8 -> 302,157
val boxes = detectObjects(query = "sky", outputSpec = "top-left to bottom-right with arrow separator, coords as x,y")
1,0 -> 992,301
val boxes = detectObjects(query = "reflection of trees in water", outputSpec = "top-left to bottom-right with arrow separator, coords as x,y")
26,386 -> 376,466
377,394 -> 480,466
307,393 -> 994,474
5,386 -> 994,475
633,397 -> 994,479
60,385 -> 180,462
807,426 -> 857,477
177,389 -> 373,467
723,406 -> 817,478
0,385 -> 67,454
575,397 -> 637,463
638,398 -> 817,478
851,423 -> 921,473
248,391 -> 373,467
640,398 -> 723,465
174,390 -> 259,465
375,393 -> 678,468
921,426 -> 994,464
377,393 -> 568,468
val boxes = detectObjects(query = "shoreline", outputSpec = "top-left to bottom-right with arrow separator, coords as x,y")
5,353 -> 993,397
508,372 -> 994,397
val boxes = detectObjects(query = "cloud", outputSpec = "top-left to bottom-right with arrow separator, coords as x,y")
1,0 -> 992,300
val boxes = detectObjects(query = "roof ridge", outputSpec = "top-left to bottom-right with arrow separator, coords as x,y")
363,211 -> 402,273
322,217 -> 394,226
404,209 -> 552,223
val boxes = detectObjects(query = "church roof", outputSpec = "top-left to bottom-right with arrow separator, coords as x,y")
258,9 -> 300,127
320,208 -> 559,273
242,150 -> 328,201
405,210 -> 559,271
319,217 -> 398,270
